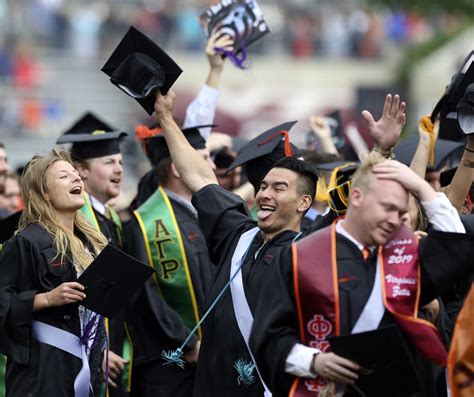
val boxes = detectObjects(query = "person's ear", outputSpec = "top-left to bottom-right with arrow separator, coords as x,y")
170,162 -> 181,179
350,187 -> 363,208
297,194 -> 312,214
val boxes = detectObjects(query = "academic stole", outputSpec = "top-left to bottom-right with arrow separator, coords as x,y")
289,221 -> 448,396
80,194 -> 132,394
133,187 -> 202,336
0,354 -> 5,397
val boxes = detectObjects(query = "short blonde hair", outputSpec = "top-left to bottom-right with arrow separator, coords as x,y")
350,151 -> 386,193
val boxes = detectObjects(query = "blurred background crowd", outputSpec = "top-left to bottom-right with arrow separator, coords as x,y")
0,0 -> 473,210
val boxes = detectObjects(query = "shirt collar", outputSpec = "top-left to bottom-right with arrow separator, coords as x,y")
336,220 -> 374,252
164,188 -> 198,218
88,194 -> 107,216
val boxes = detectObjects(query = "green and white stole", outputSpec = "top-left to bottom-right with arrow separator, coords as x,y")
133,187 -> 202,337
0,354 -> 5,397
80,194 -> 132,393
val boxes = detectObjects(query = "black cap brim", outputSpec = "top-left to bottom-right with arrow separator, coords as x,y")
227,120 -> 298,172
329,325 -> 422,395
102,26 -> 183,115
77,244 -> 154,318
394,136 -> 464,169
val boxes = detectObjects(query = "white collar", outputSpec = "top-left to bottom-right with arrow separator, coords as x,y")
336,220 -> 374,252
88,194 -> 107,216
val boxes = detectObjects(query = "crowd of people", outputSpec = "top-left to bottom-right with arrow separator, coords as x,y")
0,23 -> 473,397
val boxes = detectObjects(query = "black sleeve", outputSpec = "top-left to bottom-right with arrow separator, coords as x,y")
419,231 -> 474,306
250,246 -> 299,396
192,184 -> 255,264
0,236 -> 37,364
123,219 -> 198,350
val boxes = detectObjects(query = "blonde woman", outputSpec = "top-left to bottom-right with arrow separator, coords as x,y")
0,149 -> 107,396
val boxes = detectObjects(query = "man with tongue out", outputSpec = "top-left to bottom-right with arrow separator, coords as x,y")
152,89 -> 317,397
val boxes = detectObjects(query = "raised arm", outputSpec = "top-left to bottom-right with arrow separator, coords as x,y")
182,34 -> 233,140
410,117 -> 439,179
447,135 -> 474,211
154,91 -> 218,193
362,94 -> 406,157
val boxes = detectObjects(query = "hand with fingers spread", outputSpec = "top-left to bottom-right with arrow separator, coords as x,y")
46,282 -> 86,307
362,94 -> 406,154
206,33 -> 234,70
103,350 -> 128,388
372,160 -> 436,202
312,352 -> 359,385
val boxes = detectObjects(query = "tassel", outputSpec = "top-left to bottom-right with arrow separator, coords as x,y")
419,115 -> 435,166
135,124 -> 162,141
316,177 -> 329,202
234,358 -> 256,386
257,130 -> 293,157
214,30 -> 249,70
161,348 -> 185,369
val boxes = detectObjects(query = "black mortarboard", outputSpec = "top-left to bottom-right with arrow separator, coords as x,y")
102,26 -> 183,115
212,147 -> 236,169
142,125 -> 210,166
394,136 -> 464,171
0,210 -> 21,244
329,326 -> 422,396
77,244 -> 153,318
315,161 -> 359,184
56,112 -> 127,161
226,121 -> 300,192
457,82 -> 474,135
314,161 -> 359,212
432,51 -> 474,140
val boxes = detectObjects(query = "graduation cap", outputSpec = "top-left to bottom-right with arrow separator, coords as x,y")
0,210 -> 22,244
212,147 -> 236,169
457,82 -> 474,135
56,112 -> 127,161
314,161 -> 359,207
136,124 -> 210,166
77,244 -> 154,318
394,136 -> 464,171
329,325 -> 422,396
226,121 -> 300,192
102,26 -> 183,115
198,0 -> 270,58
432,51 -> 474,140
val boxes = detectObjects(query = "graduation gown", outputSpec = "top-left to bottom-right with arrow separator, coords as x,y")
124,192 -> 215,397
250,230 -> 474,397
0,223 -> 104,397
92,207 -> 130,397
190,184 -> 299,397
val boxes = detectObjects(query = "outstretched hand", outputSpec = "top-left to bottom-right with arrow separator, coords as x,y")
362,94 -> 406,152
206,33 -> 234,70
372,160 -> 436,202
154,90 -> 176,119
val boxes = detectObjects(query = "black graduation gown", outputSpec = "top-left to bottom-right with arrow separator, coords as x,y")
190,184 -> 299,397
123,193 -> 215,397
93,208 -> 129,397
250,229 -> 474,397
0,223 -> 104,397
